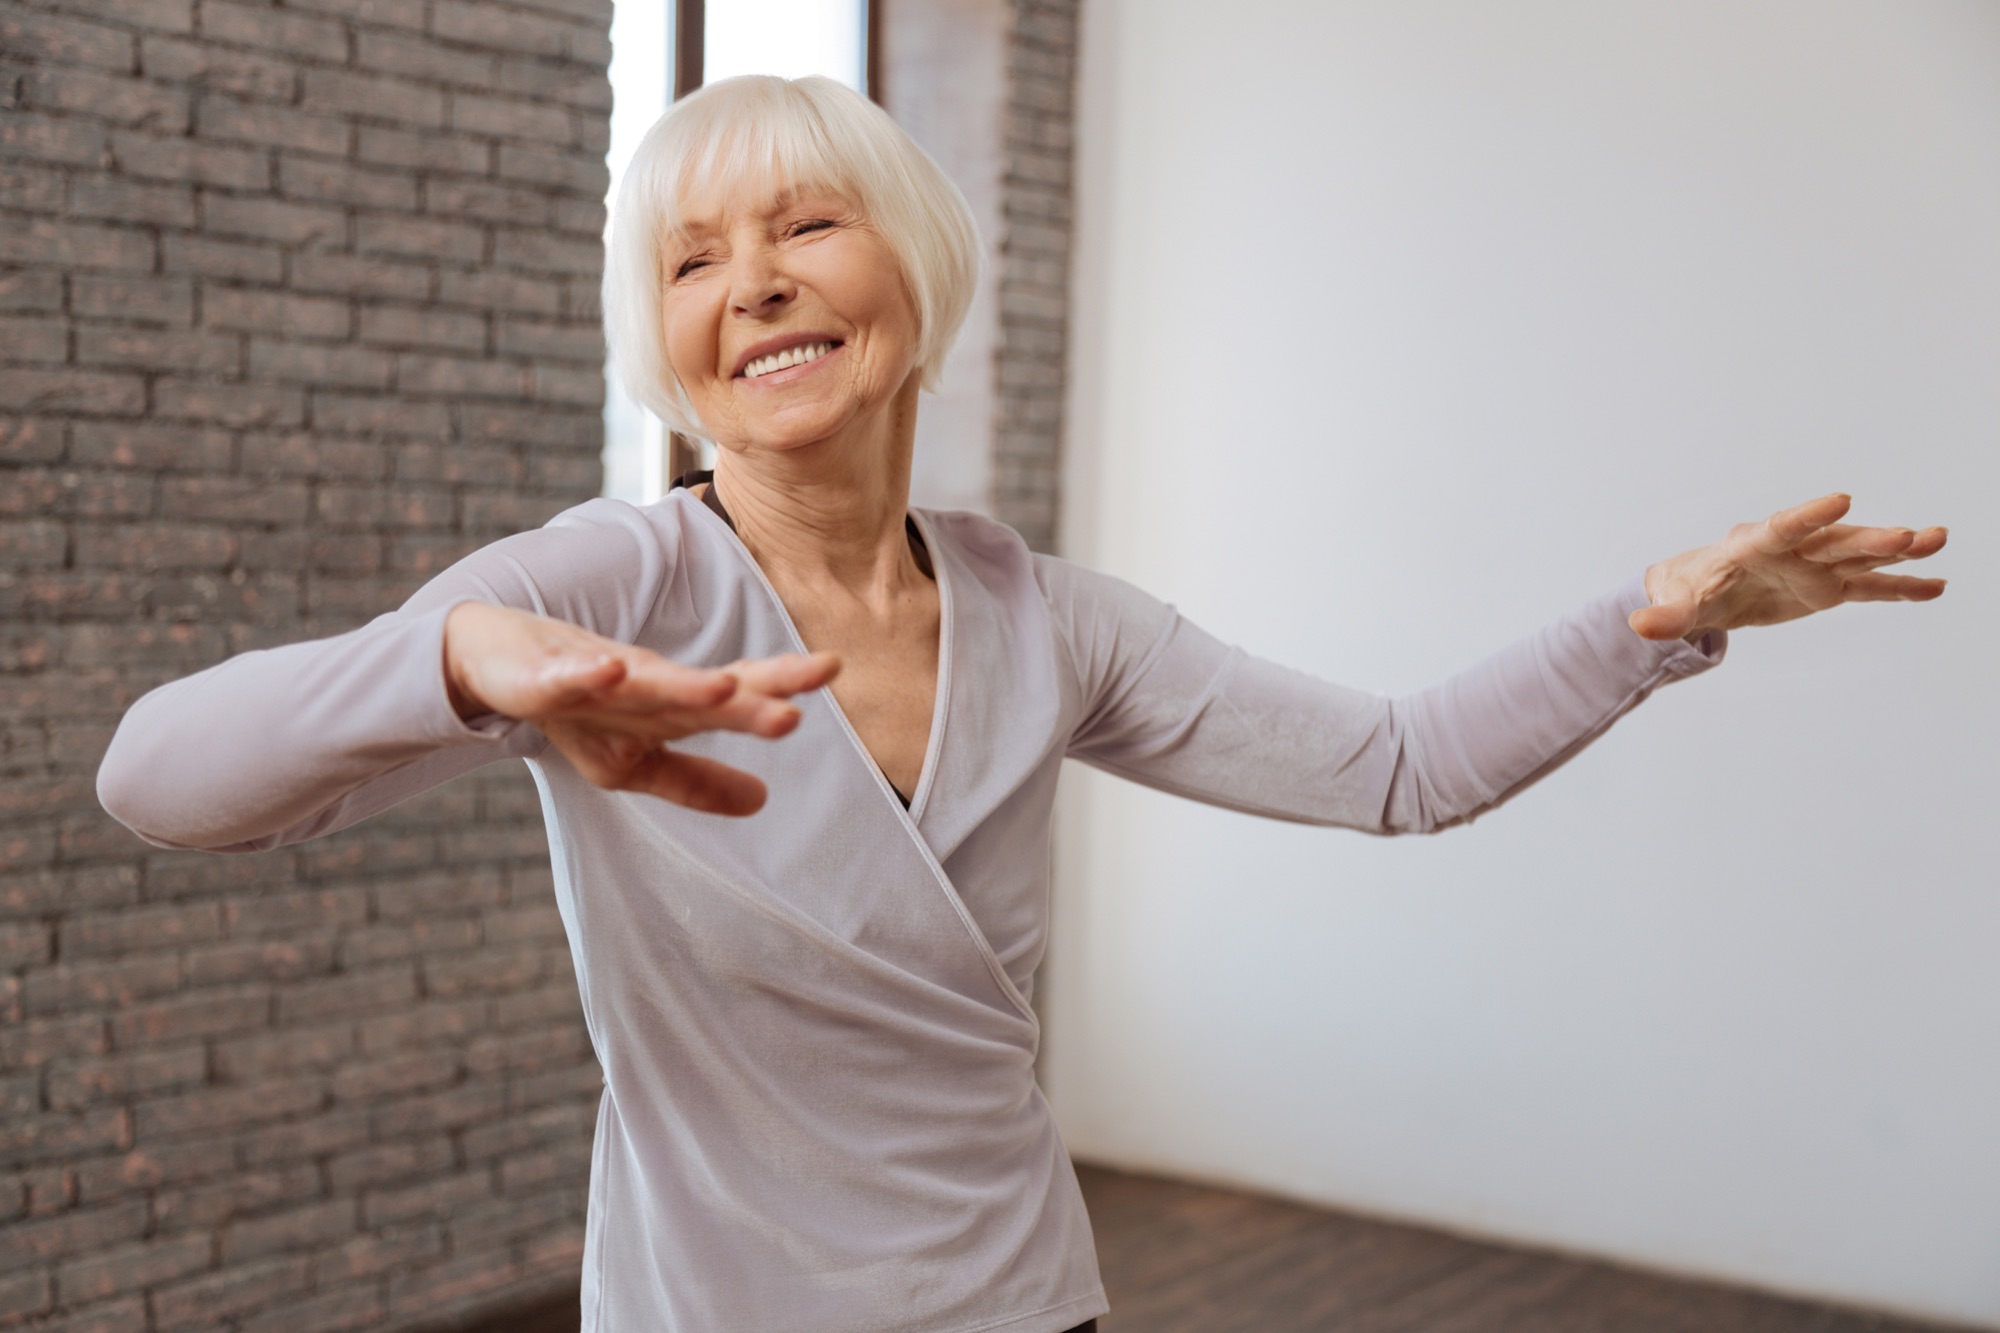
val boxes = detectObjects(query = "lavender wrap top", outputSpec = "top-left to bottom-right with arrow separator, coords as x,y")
97,492 -> 1725,1332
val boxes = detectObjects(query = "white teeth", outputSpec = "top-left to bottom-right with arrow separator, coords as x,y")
743,341 -> 835,380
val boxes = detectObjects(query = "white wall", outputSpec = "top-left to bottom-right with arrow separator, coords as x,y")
1046,1 -> 2000,1325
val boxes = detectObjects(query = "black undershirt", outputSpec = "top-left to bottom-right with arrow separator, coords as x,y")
669,471 -> 929,808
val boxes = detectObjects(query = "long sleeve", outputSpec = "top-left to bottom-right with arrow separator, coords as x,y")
97,498 -> 671,853
1041,558 -> 1725,834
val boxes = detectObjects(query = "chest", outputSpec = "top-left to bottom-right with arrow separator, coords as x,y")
780,579 -> 941,802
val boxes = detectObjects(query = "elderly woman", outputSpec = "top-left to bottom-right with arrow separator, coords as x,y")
99,75 -> 1945,1333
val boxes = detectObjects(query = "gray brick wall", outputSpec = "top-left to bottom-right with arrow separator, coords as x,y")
991,0 -> 1077,554
0,1 -> 611,1328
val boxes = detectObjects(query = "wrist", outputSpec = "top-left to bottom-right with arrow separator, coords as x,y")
442,602 -> 491,722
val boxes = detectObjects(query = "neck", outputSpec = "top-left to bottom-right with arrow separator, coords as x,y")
709,375 -> 924,598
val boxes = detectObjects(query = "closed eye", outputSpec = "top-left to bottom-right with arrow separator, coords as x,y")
673,254 -> 712,279
789,219 -> 836,238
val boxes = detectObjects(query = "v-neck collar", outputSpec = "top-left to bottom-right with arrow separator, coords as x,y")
669,479 -> 950,824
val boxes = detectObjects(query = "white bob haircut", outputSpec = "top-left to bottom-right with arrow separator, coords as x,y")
603,75 -> 983,442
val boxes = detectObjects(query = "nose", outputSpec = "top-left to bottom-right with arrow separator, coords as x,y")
728,244 -> 796,318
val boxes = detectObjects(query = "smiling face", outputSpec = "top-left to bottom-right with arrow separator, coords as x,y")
659,181 -> 922,454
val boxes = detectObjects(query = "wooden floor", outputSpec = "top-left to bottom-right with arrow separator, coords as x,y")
464,1163 -> 1958,1332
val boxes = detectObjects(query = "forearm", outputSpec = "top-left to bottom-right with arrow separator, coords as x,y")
97,601 -> 523,852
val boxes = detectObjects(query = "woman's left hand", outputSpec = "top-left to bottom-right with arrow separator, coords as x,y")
1629,493 -> 1948,642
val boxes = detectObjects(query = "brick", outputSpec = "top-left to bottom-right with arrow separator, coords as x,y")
69,271 -> 193,326
338,914 -> 479,966
184,936 -> 336,987
495,317 -> 598,362
357,30 -> 496,84
202,285 -> 348,338
149,1255 -> 310,1327
491,981 -> 582,1032
160,233 -> 283,283
289,250 -> 431,301
76,325 -> 239,375
423,945 -> 542,998
385,1246 -> 517,1315
220,1197 -> 356,1260
0,1201 -> 146,1272
0,109 -> 104,166
140,34 -> 295,100
286,0 -> 427,27
0,314 -> 65,363
235,1280 -> 385,1333
200,192 -> 344,246
71,1140 -> 234,1205
196,95 -> 350,156
235,1106 -> 370,1167
390,445 -> 516,490
69,420 -> 229,472
330,1051 -> 460,1102
354,124 -> 488,175
223,887 -> 368,938
107,988 -> 267,1047
366,1081 -> 500,1139
0,867 -> 136,923
66,171 -> 196,228
239,431 -> 383,481
147,1159 -> 317,1232
397,354 -> 523,398
277,154 -> 416,210
530,363 -> 602,406
42,0 -> 194,33
152,378 -> 304,428
274,964 -> 416,1023
53,1233 -> 211,1304
462,490 -> 567,533
0,1268 -> 52,1322
421,175 -> 550,226
450,92 -> 571,145
45,1046 -> 206,1110
246,338 -> 393,390
494,53 -> 608,110
0,468 -> 155,520
137,1077 -> 324,1140
21,956 -> 181,1016
0,10 -> 135,72
22,66 -> 188,130
199,1 -> 346,61
465,1024 -> 586,1077
0,1109 -> 129,1170
436,267 -> 562,316
0,269 -> 64,313
355,998 -> 487,1058
0,218 -> 151,273
61,903 -> 222,961
357,305 -> 484,353
110,130 -> 267,190
309,393 -> 452,441
23,1296 -> 148,1333
0,921 -> 51,970
363,1167 -> 493,1227
356,212 -> 485,264
302,68 -> 444,127
211,1022 -> 350,1083
550,193 -> 604,234
324,1138 -> 452,1195
495,140 -> 605,194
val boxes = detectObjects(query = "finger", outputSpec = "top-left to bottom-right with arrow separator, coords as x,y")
1794,524 -> 1915,564
725,651 -> 841,699
1629,600 -> 1697,641
620,748 -> 770,816
1751,492 -> 1852,555
563,652 -> 740,715
1839,572 -> 1948,603
528,653 -> 629,709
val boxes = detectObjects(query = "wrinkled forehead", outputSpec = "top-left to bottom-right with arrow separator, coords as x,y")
653,116 -> 862,245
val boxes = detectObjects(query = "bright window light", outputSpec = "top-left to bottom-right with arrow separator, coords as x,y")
706,0 -> 866,90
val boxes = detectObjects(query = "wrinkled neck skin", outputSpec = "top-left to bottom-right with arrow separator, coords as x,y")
707,372 -> 927,610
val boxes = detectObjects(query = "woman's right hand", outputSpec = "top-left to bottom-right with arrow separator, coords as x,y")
443,601 -> 840,816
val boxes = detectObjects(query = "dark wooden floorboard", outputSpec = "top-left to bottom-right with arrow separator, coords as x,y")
459,1163 -> 1961,1332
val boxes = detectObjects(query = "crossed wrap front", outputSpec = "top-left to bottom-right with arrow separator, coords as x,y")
97,491 -> 1724,1332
